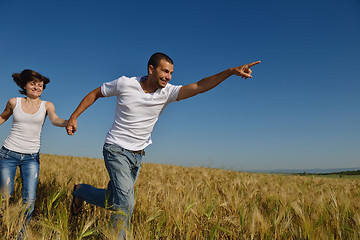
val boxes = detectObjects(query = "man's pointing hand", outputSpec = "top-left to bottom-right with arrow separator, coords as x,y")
231,61 -> 261,79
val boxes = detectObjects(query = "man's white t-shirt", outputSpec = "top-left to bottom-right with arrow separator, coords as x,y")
101,76 -> 181,151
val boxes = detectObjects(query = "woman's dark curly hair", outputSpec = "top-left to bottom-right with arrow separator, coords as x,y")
12,69 -> 50,95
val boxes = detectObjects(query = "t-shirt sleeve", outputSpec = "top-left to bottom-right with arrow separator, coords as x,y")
167,84 -> 182,103
101,78 -> 122,97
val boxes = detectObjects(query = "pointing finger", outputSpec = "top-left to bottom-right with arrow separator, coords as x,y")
247,61 -> 261,68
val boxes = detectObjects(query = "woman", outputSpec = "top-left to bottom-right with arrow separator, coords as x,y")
0,69 -> 67,234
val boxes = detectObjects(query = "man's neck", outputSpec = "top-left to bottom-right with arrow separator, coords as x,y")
140,76 -> 158,93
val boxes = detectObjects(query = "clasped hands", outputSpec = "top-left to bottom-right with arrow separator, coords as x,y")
66,118 -> 77,135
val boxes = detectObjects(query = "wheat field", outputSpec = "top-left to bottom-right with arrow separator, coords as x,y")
0,154 -> 359,239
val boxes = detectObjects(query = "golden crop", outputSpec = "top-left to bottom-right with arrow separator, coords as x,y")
1,154 -> 359,239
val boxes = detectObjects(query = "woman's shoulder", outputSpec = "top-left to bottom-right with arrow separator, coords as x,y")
45,101 -> 55,110
7,98 -> 18,108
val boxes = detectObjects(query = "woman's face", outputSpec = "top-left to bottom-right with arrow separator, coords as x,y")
24,80 -> 44,98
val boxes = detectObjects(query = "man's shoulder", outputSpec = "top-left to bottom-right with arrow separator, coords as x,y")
103,76 -> 140,88
164,82 -> 182,91
113,76 -> 141,84
111,75 -> 137,81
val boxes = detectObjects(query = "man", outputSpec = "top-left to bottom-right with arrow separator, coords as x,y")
66,52 -> 260,238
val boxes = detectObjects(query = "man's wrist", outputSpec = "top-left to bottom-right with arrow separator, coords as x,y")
227,68 -> 236,76
69,115 -> 78,122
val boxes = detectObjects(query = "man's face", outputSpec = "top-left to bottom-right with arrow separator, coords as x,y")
149,59 -> 174,88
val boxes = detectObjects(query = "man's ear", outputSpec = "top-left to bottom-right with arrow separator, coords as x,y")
148,65 -> 154,75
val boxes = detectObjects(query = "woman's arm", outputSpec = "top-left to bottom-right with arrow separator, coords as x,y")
46,101 -> 68,127
0,98 -> 16,126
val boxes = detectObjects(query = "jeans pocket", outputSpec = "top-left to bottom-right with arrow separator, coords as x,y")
31,153 -> 40,163
134,155 -> 142,168
125,151 -> 141,167
103,143 -> 124,157
0,148 -> 7,159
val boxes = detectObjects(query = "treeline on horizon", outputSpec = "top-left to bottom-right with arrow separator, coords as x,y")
296,169 -> 360,176
320,169 -> 360,176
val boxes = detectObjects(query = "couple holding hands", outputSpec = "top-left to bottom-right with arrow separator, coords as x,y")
0,53 -> 260,239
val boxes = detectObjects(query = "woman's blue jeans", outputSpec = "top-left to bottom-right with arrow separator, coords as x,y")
0,146 -> 40,224
74,143 -> 143,239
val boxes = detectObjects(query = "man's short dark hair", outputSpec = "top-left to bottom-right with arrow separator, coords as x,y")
147,52 -> 173,70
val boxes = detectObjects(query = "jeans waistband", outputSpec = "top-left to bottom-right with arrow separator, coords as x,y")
1,146 -> 39,157
104,143 -> 145,156
130,149 -> 145,156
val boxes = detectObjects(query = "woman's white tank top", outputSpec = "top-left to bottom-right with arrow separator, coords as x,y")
3,98 -> 47,154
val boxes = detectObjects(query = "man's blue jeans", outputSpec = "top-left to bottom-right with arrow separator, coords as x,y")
0,146 -> 40,224
74,143 -> 143,238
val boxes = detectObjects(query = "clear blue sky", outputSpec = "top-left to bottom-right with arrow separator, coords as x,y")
0,0 -> 359,171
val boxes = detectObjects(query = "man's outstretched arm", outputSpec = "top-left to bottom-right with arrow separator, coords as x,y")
66,87 -> 104,135
176,61 -> 260,101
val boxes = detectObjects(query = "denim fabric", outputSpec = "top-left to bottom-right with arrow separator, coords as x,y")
0,146 -> 40,224
74,143 -> 143,239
